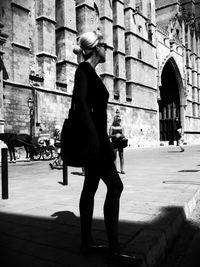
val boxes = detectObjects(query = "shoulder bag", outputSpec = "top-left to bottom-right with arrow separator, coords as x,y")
60,99 -> 88,167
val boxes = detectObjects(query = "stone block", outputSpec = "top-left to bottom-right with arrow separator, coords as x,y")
37,57 -> 56,90
125,34 -> 156,67
56,63 -> 76,94
100,19 -> 113,48
113,0 -> 124,27
124,0 -> 136,9
56,30 -> 77,63
130,230 -> 166,266
37,0 -> 55,20
76,5 -> 99,34
37,20 -> 56,55
37,91 -> 71,133
101,75 -> 114,101
113,53 -> 126,79
124,8 -> 135,33
133,84 -> 157,110
56,0 -> 76,31
114,79 -> 126,103
13,46 -> 29,84
99,0 -> 112,19
113,27 -> 125,53
12,4 -> 29,48
126,58 -> 157,88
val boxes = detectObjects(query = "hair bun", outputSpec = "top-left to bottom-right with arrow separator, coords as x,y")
73,45 -> 82,55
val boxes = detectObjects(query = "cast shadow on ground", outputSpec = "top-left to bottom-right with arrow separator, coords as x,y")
0,206 -> 195,267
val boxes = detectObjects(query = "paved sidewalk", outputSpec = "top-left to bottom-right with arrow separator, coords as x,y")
1,145 -> 200,267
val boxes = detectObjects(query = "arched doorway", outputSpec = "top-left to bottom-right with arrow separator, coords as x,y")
159,58 -> 181,144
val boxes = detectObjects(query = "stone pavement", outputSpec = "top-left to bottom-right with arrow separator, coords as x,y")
1,145 -> 200,267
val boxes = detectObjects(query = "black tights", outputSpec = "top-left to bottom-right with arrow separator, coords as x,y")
79,166 -> 123,249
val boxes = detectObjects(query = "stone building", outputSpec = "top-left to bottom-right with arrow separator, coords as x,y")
0,0 -> 200,147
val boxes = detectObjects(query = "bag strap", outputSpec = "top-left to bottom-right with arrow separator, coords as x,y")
70,94 -> 76,111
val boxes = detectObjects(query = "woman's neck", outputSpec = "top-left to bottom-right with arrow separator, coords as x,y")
85,56 -> 99,69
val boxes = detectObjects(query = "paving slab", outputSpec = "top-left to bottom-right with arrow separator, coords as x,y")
1,145 -> 200,266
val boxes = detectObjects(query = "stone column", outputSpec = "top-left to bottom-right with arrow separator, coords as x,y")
0,22 -> 8,133
141,0 -> 147,18
191,30 -> 198,116
197,36 -> 200,116
76,0 -> 97,34
113,0 -> 126,102
186,24 -> 193,115
56,0 -> 77,94
36,0 -> 57,90
99,0 -> 114,99
124,0 -> 136,102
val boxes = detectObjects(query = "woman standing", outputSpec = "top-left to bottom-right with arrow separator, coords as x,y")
71,30 -> 141,265
109,115 -> 125,174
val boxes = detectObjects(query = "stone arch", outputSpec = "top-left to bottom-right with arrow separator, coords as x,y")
159,55 -> 184,106
159,55 -> 185,144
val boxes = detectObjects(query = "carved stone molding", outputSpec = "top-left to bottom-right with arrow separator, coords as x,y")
0,21 -> 8,53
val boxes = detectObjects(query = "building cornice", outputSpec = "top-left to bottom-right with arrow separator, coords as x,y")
36,16 -> 56,25
126,55 -> 157,70
56,26 -> 77,34
125,31 -> 156,48
11,2 -> 30,13
36,52 -> 57,59
12,42 -> 30,51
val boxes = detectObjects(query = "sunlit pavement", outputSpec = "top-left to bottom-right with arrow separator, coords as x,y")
1,145 -> 200,266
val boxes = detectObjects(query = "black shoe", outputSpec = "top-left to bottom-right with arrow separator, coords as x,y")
80,243 -> 108,255
108,250 -> 142,266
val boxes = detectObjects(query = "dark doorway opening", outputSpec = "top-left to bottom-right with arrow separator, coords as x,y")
159,60 -> 180,144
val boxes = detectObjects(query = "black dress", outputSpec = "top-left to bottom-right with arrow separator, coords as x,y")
73,61 -> 115,172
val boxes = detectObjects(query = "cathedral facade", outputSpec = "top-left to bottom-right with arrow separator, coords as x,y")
0,0 -> 200,146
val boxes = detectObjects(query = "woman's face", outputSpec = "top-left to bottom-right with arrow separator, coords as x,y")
97,41 -> 107,63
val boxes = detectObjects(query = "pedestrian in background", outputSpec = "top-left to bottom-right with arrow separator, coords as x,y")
176,124 -> 184,152
49,125 -> 62,169
72,30 -> 141,266
109,115 -> 125,174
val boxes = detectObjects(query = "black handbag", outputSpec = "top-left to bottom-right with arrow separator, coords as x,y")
112,137 -> 128,149
119,137 -> 128,148
60,102 -> 88,167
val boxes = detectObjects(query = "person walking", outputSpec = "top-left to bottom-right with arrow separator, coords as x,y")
109,115 -> 126,174
71,30 -> 141,265
49,125 -> 62,169
176,124 -> 184,152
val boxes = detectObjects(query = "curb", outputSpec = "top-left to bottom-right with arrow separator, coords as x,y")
126,187 -> 200,267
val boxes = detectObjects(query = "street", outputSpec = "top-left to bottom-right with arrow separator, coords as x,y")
1,145 -> 200,266
160,199 -> 200,267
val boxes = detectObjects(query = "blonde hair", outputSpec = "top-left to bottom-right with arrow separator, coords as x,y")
73,30 -> 103,57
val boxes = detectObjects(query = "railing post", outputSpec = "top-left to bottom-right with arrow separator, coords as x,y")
62,162 -> 68,185
1,148 -> 8,199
